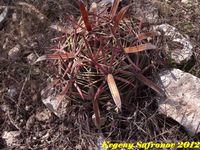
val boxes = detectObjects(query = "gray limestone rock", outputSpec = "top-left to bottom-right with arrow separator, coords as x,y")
157,69 -> 200,135
153,24 -> 193,64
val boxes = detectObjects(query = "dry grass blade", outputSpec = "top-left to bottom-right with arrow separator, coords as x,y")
127,56 -> 165,97
111,0 -> 120,18
114,5 -> 130,25
137,32 -> 159,41
92,99 -> 101,129
91,2 -> 97,23
124,43 -> 157,53
94,81 -> 105,100
17,2 -> 47,21
114,76 -> 135,88
74,82 -> 84,100
35,52 -> 75,63
135,72 -> 165,97
107,74 -> 121,110
91,2 -> 97,14
79,0 -> 92,31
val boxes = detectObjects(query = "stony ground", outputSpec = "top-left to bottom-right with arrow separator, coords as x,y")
0,0 -> 200,149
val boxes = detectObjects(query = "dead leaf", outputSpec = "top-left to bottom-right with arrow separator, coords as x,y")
107,74 -> 121,110
35,52 -> 75,63
124,43 -> 157,53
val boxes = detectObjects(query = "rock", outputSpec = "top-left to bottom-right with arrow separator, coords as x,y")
8,45 -> 21,61
26,115 -> 36,130
157,69 -> 200,135
2,131 -> 21,147
98,0 -> 121,6
95,0 -> 159,22
94,0 -> 122,12
135,1 -> 159,21
41,79 -> 69,117
99,0 -> 114,5
0,7 -> 8,28
27,53 -> 37,64
35,109 -> 52,122
181,0 -> 189,3
152,0 -> 172,17
181,0 -> 191,4
7,86 -> 18,98
153,24 -> 193,64
31,67 -> 41,75
181,0 -> 198,6
12,12 -> 17,22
